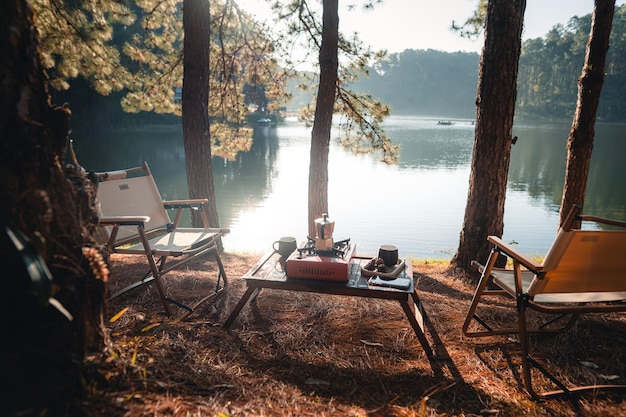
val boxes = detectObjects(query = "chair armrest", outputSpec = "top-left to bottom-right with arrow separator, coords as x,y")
580,215 -> 626,229
99,216 -> 150,226
163,199 -> 210,228
163,199 -> 208,210
487,236 -> 543,272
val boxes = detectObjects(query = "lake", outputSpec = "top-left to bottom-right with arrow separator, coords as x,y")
73,115 -> 626,259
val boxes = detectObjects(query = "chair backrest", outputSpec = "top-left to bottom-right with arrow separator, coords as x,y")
97,163 -> 172,241
529,229 -> 626,295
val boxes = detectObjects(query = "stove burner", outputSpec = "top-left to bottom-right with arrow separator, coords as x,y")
297,237 -> 351,258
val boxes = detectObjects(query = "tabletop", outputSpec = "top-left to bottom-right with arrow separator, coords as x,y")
240,249 -> 416,299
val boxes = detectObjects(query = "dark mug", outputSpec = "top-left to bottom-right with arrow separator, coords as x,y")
273,236 -> 297,259
378,244 -> 399,267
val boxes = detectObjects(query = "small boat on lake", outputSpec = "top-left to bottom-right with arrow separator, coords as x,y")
437,120 -> 454,125
257,118 -> 272,126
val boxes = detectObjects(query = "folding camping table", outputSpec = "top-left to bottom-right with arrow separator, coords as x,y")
223,249 -> 433,356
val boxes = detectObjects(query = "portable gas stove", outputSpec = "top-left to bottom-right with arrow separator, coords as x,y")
285,237 -> 356,282
297,237 -> 351,258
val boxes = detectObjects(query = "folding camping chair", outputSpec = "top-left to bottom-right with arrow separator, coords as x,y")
462,205 -> 626,399
96,162 -> 229,317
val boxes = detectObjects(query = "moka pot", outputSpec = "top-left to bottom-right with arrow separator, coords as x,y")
314,213 -> 335,250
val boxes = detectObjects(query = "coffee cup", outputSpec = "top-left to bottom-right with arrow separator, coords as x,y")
378,244 -> 399,267
273,236 -> 297,259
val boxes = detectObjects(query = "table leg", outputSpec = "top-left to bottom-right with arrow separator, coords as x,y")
399,293 -> 433,356
410,291 -> 428,328
223,286 -> 260,329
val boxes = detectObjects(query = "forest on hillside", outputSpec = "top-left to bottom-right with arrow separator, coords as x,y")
55,5 -> 626,125
353,5 -> 626,122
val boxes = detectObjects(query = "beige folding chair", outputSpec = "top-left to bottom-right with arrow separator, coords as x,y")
462,205 -> 626,399
96,162 -> 229,317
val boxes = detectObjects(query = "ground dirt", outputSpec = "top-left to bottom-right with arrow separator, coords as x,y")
85,251 -> 626,416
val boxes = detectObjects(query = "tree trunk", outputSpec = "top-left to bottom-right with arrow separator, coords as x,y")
308,0 -> 339,237
1,0 -> 105,414
559,0 -> 614,227
183,0 -> 220,228
450,0 -> 526,272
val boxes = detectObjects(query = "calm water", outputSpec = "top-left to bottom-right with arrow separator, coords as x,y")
74,115 -> 626,259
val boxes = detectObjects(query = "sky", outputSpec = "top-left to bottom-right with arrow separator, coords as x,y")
238,0 -> 626,54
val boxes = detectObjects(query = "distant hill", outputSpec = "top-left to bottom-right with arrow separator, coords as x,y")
337,5 -> 626,122
351,49 -> 479,118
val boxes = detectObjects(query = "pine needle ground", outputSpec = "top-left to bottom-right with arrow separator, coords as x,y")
87,253 -> 626,416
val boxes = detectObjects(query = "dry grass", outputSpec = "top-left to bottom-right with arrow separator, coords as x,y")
85,253 -> 626,416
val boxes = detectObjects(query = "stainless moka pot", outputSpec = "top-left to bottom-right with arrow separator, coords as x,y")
314,213 -> 335,251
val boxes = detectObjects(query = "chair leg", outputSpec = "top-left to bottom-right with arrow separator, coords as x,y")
108,272 -> 155,300
133,226 -> 174,316
144,257 -> 173,316
213,249 -> 228,291
517,295 -> 595,399
110,242 -> 228,318
537,311 -> 580,332
517,293 -> 543,399
462,248 -> 500,337
176,248 -> 230,321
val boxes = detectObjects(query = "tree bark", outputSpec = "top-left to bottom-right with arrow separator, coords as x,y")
183,0 -> 220,228
308,0 -> 339,237
559,0 -> 615,227
450,0 -> 526,272
1,0 -> 105,414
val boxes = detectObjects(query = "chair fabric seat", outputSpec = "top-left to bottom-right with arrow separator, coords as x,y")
122,229 -> 219,255
492,269 -> 626,303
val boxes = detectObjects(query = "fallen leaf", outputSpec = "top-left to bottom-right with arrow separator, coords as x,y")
141,323 -> 160,332
110,307 -> 129,323
305,378 -> 330,386
360,339 -> 384,347
599,374 -> 621,381
580,361 -> 599,369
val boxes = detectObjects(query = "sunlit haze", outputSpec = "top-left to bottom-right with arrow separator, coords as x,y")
237,0 -> 626,54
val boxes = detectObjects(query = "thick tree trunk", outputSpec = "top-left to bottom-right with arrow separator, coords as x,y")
308,0 -> 339,237
183,0 -> 220,228
1,0 -> 105,414
560,0 -> 614,227
450,0 -> 526,272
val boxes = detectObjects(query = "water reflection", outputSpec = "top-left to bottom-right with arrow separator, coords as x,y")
213,126 -> 279,218
509,121 -> 626,220
72,116 -> 626,259
509,122 -> 569,210
586,124 -> 626,219
384,116 -> 475,168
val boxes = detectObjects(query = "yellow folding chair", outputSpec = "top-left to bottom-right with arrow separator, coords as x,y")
96,162 -> 229,317
462,205 -> 626,399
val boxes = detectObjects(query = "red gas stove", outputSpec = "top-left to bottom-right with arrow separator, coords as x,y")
285,238 -> 356,282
